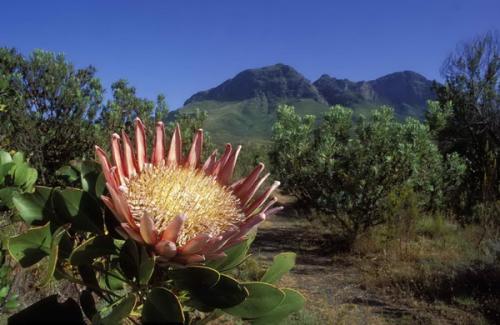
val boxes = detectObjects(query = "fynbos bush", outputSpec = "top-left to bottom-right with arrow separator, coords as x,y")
270,105 -> 465,240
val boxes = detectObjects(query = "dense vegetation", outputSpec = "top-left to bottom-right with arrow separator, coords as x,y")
270,104 -> 465,240
271,32 -> 499,238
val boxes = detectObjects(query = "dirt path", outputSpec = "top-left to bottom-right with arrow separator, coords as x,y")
251,213 -> 475,324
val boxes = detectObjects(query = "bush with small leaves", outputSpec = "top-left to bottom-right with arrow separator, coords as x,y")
270,105 -> 465,241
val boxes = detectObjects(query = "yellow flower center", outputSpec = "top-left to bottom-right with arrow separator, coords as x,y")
126,166 -> 244,245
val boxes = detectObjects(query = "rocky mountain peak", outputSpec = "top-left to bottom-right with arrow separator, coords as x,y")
184,63 -> 325,106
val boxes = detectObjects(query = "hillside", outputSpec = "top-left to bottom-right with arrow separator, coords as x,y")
177,98 -> 327,144
177,64 -> 436,144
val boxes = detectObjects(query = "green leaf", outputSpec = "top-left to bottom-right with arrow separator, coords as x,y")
100,294 -> 137,325
251,288 -> 305,325
0,187 -> 20,209
194,274 -> 248,309
23,168 -> 37,191
80,160 -> 105,198
118,240 -> 154,284
7,295 -> 84,324
8,223 -> 52,267
69,159 -> 83,173
168,266 -> 221,289
100,269 -> 124,291
12,186 -> 53,224
0,286 -> 9,298
138,246 -> 155,285
13,162 -> 37,190
53,188 -> 104,234
13,163 -> 29,187
224,282 -> 285,319
12,152 -> 25,164
69,235 -> 117,266
119,239 -> 140,281
0,150 -> 12,165
56,165 -> 80,183
261,252 -> 296,284
207,231 -> 256,271
0,162 -> 15,183
40,225 -> 69,286
142,288 -> 184,324
169,267 -> 246,309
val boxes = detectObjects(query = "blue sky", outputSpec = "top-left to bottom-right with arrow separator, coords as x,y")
1,0 -> 499,109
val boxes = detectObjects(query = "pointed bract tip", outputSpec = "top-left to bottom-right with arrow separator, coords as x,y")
95,146 -> 107,155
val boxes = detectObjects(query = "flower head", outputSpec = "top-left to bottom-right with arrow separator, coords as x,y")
95,119 -> 281,264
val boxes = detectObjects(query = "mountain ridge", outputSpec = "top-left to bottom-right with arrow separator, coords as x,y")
185,63 -> 326,107
177,64 -> 437,143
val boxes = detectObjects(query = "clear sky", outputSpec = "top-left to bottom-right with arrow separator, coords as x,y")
1,0 -> 499,108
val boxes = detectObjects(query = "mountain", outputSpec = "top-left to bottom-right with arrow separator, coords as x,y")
313,71 -> 435,119
177,64 -> 435,144
185,64 -> 325,108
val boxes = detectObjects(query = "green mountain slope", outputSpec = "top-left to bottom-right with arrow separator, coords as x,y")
179,98 -> 329,144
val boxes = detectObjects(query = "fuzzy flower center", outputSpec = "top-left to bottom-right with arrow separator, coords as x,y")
126,166 -> 244,245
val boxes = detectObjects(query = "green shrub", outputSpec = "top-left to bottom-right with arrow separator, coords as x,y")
415,215 -> 456,239
0,150 -> 38,225
270,105 -> 465,240
0,150 -> 36,315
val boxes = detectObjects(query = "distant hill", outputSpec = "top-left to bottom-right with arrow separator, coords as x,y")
314,71 -> 436,119
176,64 -> 436,144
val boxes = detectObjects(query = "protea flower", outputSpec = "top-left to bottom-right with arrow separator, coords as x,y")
95,118 -> 281,265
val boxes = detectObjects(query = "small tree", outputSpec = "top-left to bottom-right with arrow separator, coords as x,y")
269,105 -> 316,204
431,31 -> 500,210
99,79 -> 169,148
0,48 -> 103,184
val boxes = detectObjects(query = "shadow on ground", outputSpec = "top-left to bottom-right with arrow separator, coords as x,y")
251,213 -> 486,324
